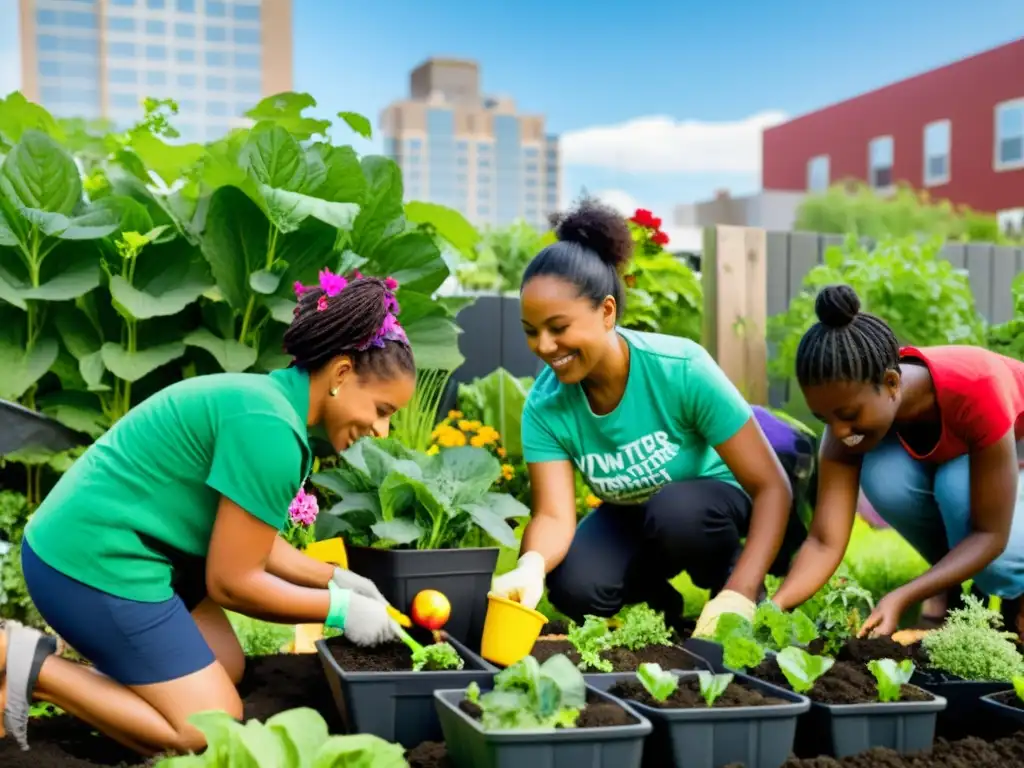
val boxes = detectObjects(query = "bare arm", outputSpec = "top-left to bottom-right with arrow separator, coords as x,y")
715,417 -> 794,601
520,459 -> 580,572
206,496 -> 330,624
894,428 -> 1017,607
772,430 -> 861,611
267,535 -> 335,588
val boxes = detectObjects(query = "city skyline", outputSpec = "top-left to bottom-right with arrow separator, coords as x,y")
2,0 -> 1022,219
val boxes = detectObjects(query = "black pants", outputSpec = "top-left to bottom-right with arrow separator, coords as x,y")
546,479 -> 755,623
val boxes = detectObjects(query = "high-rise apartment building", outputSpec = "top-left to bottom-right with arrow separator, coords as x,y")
380,58 -> 561,231
18,0 -> 292,143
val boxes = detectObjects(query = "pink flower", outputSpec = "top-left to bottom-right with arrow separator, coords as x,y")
288,488 -> 319,527
317,295 -> 328,312
353,270 -> 364,280
319,269 -> 348,297
384,276 -> 399,291
293,281 -> 307,296
380,313 -> 397,336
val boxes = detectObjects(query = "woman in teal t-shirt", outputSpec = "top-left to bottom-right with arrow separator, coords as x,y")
1,274 -> 414,757
491,200 -> 804,637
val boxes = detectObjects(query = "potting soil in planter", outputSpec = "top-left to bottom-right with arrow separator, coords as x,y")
326,635 -> 462,672
0,652 -> 339,768
533,620 -> 706,673
607,676 -> 787,709
750,655 -> 932,705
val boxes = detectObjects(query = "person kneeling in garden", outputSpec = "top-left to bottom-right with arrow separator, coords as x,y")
491,199 -> 813,636
0,274 -> 414,756
769,284 -> 1024,638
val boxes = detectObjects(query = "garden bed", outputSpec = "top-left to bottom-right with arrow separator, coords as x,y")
0,652 -> 339,768
749,654 -> 933,706
780,730 -> 1024,767
606,675 -> 786,709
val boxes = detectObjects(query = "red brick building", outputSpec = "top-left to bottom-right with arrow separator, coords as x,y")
762,38 -> 1024,215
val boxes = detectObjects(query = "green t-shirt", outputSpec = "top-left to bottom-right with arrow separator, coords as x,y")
521,328 -> 752,505
25,366 -> 313,603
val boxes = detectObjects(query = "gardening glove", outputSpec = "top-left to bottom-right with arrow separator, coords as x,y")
331,566 -> 389,606
490,551 -> 545,610
693,589 -> 756,638
342,592 -> 401,647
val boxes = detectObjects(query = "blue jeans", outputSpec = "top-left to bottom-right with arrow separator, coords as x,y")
860,434 -> 1024,599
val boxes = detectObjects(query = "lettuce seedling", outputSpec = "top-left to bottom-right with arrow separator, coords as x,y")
411,641 -> 464,672
775,646 -> 835,694
713,613 -> 767,671
753,601 -> 818,649
637,662 -> 679,702
613,603 -> 674,650
867,658 -> 915,702
567,615 -> 614,672
696,670 -> 735,707
154,707 -> 407,767
468,654 -> 587,730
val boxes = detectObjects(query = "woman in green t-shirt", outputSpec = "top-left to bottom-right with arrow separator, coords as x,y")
491,200 -> 805,637
1,273 -> 415,756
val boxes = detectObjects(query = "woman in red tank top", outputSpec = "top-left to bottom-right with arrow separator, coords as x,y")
770,285 -> 1024,638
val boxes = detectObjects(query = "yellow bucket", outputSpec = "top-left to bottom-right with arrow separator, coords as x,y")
304,537 -> 348,569
480,592 -> 548,667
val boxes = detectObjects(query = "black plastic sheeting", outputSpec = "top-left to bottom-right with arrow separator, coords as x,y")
0,398 -> 85,457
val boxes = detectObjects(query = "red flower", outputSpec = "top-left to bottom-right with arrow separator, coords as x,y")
652,230 -> 670,246
630,208 -> 661,229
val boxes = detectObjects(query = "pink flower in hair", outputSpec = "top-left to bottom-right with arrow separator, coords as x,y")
319,269 -> 347,297
353,270 -> 364,280
384,276 -> 399,291
293,281 -> 307,296
379,313 -> 397,336
317,295 -> 328,312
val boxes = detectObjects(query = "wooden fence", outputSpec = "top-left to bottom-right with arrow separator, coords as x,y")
704,227 -> 1024,409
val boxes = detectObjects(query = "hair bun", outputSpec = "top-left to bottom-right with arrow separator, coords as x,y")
551,198 -> 633,270
815,284 -> 861,328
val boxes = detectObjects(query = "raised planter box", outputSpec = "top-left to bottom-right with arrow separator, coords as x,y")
345,544 -> 498,651
433,685 -> 652,768
316,632 -> 497,749
909,669 -> 1013,739
980,688 -> 1024,726
588,670 -> 810,768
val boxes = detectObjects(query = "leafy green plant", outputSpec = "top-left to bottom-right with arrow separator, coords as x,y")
636,662 -> 679,702
153,707 -> 407,766
464,654 -> 586,730
987,271 -> 1024,362
388,367 -> 453,452
713,613 -> 768,671
411,641 -> 464,672
565,603 -> 676,672
1013,676 -> 1024,702
568,615 -> 615,672
920,594 -> 1024,681
310,436 -> 528,550
779,568 -> 875,655
0,490 -> 42,626
455,219 -> 544,292
696,670 -> 735,707
712,601 -> 818,671
775,646 -> 835,694
456,368 -> 534,460
867,658 -> 915,702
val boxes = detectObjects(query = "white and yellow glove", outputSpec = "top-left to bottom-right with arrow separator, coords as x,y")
490,551 -> 546,609
693,589 -> 756,638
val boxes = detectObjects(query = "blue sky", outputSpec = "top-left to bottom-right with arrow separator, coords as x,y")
2,0 -> 1022,218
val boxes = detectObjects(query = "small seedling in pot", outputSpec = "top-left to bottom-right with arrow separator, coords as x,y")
465,654 -> 585,730
568,615 -> 614,672
695,670 -> 735,707
636,662 -> 679,702
866,658 -> 915,702
390,621 -> 464,671
775,646 -> 835,695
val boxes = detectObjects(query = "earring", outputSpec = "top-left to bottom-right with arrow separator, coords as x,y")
329,387 -> 338,397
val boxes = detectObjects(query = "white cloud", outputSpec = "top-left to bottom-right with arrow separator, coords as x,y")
590,188 -> 644,216
560,110 -> 788,174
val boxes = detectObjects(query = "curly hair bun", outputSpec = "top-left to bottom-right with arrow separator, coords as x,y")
814,284 -> 861,329
551,198 -> 633,270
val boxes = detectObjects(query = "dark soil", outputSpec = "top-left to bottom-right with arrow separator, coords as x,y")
608,676 -> 787,709
323,633 -> 467,672
814,636 -> 927,667
531,638 -> 705,672
457,690 -> 637,729
0,653 -> 340,767
781,730 -> 1024,767
750,656 -> 933,705
406,741 -> 452,768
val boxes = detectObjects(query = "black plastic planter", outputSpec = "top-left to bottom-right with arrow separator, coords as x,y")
980,689 -> 1024,726
316,634 -> 497,749
910,669 -> 1013,741
345,544 -> 499,650
588,670 -> 810,768
433,685 -> 652,768
794,688 -> 947,758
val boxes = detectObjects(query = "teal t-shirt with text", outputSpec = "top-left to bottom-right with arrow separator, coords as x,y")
521,328 -> 752,505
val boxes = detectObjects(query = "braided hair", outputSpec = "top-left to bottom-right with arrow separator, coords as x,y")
522,197 -> 634,319
795,284 -> 901,388
283,271 -> 415,380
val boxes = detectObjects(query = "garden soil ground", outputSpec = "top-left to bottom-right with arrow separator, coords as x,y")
0,652 -> 341,768
780,731 -> 1024,767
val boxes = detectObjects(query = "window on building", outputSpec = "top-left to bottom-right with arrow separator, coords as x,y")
234,53 -> 260,68
175,48 -> 196,63
108,68 -> 136,85
923,120 -> 951,186
233,28 -> 260,45
175,22 -> 196,38
63,11 -> 97,28
110,0 -> 135,5
108,41 -> 136,58
145,44 -> 168,61
146,0 -> 165,8
146,71 -> 167,86
146,20 -> 166,35
233,4 -> 260,21
206,51 -> 228,66
108,16 -> 135,31
37,10 -> 58,25
207,101 -> 228,117
205,26 -> 226,42
868,136 -> 893,189
995,99 -> 1024,172
111,93 -> 139,109
206,75 -> 228,91
235,76 -> 261,94
176,0 -> 195,12
806,154 -> 829,191
177,73 -> 197,87
206,1 -> 227,16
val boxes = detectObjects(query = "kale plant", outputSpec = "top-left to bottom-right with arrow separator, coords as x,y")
465,654 -> 586,730
565,603 -> 675,672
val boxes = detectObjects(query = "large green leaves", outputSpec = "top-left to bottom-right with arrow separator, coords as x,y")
0,311 -> 58,400
0,130 -> 80,213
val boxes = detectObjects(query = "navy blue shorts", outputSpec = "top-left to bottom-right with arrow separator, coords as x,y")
22,540 -> 216,686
